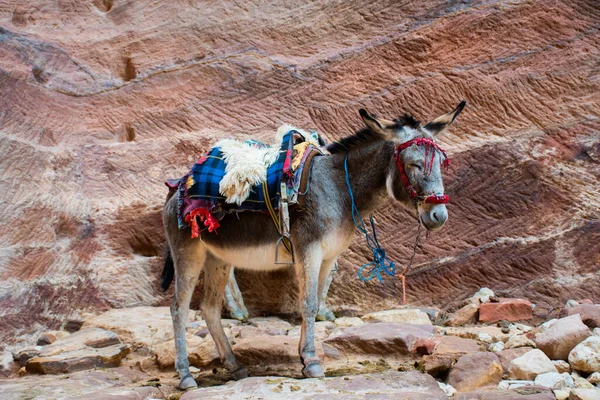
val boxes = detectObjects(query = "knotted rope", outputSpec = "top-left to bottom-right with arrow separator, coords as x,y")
344,154 -> 423,304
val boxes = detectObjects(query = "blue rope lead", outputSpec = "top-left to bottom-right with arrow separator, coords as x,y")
344,154 -> 396,282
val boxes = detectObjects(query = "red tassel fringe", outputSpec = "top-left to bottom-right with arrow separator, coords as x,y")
185,208 -> 220,238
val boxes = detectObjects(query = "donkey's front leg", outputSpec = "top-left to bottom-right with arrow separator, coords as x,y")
170,246 -> 206,390
316,259 -> 337,322
296,243 -> 325,378
202,255 -> 248,380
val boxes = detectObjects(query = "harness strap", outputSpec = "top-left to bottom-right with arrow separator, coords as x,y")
297,148 -> 323,210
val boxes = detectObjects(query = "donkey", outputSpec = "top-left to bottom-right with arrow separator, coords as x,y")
162,102 -> 465,389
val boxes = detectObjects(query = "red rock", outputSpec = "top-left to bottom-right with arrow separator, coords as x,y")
448,352 -> 503,392
412,338 -> 437,356
479,299 -> 533,323
560,305 -> 600,329
324,323 -> 435,358
434,336 -> 482,356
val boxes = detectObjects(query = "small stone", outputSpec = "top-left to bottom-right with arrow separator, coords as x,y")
534,372 -> 574,389
587,372 -> 600,385
535,314 -> 591,361
473,288 -> 495,303
515,323 -> 533,333
334,317 -> 364,328
438,382 -> 457,397
448,352 -> 503,392
0,351 -> 15,376
505,334 -> 536,349
412,338 -> 437,355
554,389 -> 571,400
593,328 -> 600,337
37,331 -> 71,346
361,309 -> 432,325
446,303 -> 480,327
477,332 -> 493,344
566,300 -> 580,308
568,388 -> 600,399
248,317 -> 292,332
497,379 -> 535,390
554,360 -> 571,374
489,342 -> 505,353
479,298 -> 533,323
569,337 -> 600,373
573,377 -> 596,389
502,327 -> 511,334
508,349 -> 558,380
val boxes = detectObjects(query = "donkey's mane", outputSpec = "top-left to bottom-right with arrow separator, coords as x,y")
327,113 -> 422,154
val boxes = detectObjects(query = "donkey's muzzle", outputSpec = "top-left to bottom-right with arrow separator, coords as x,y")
420,204 -> 448,231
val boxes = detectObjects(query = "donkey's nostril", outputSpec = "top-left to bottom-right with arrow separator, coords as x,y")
432,212 -> 439,222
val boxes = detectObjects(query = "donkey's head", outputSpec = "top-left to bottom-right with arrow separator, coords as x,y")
359,102 -> 466,231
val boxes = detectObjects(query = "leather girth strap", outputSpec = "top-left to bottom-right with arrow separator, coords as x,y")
296,148 -> 322,210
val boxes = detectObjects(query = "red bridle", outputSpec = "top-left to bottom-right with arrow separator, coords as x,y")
393,137 -> 450,204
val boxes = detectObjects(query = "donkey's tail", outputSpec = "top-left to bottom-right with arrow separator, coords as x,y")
161,246 -> 174,292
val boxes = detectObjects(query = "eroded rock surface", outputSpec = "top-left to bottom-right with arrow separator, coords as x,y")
1,0 -> 599,350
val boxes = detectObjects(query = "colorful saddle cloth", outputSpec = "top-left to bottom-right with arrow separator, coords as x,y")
168,130 -> 323,238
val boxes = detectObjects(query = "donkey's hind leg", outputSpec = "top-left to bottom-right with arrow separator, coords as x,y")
296,243 -> 325,378
170,244 -> 206,390
202,255 -> 248,380
223,267 -> 249,321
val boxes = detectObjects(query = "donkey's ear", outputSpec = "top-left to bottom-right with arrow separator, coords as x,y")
424,101 -> 466,136
359,109 -> 395,137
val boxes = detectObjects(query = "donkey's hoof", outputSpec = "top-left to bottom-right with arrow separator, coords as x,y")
316,308 -> 335,322
302,362 -> 325,378
179,374 -> 198,390
231,366 -> 248,381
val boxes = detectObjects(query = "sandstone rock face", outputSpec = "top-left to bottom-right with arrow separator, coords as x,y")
479,299 -> 533,323
534,314 -> 591,360
448,352 -> 503,392
179,371 -> 447,400
508,349 -> 558,380
569,336 -> 600,373
1,0 -> 600,350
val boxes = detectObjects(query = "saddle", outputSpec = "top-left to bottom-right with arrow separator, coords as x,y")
166,126 -> 326,261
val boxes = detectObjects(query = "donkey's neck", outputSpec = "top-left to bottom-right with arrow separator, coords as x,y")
340,141 -> 394,215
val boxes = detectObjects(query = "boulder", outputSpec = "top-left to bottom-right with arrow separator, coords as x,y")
0,351 -> 15,377
588,372 -> 600,385
505,335 -> 536,349
438,382 -> 458,397
568,388 -> 600,400
419,354 -> 455,377
569,336 -> 600,373
533,372 -> 574,389
498,348 -> 535,373
26,344 -> 130,374
535,314 -> 591,360
248,317 -> 292,332
154,334 -> 219,369
561,305 -> 600,329
554,360 -> 572,374
434,335 -> 482,355
361,309 -> 432,325
473,288 -> 496,303
508,349 -> 558,380
479,299 -> 533,323
83,307 -> 190,349
448,352 -> 503,392
180,370 -> 447,399
324,322 -> 435,358
37,328 -> 120,357
446,303 -> 480,327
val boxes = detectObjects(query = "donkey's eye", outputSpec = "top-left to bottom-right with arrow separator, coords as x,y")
409,163 -> 422,171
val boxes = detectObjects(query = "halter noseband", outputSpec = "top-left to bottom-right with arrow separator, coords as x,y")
393,137 -> 449,204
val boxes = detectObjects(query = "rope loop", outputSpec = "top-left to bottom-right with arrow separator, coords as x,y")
344,155 -> 396,283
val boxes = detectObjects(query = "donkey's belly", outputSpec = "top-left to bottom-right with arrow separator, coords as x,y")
206,242 -> 293,270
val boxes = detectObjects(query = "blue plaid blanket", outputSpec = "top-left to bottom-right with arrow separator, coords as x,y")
174,131 -> 297,230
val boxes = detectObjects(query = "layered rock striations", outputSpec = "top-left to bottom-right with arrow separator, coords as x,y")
0,0 -> 599,347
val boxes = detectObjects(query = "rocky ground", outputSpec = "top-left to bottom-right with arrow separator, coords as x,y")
1,289 -> 600,399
